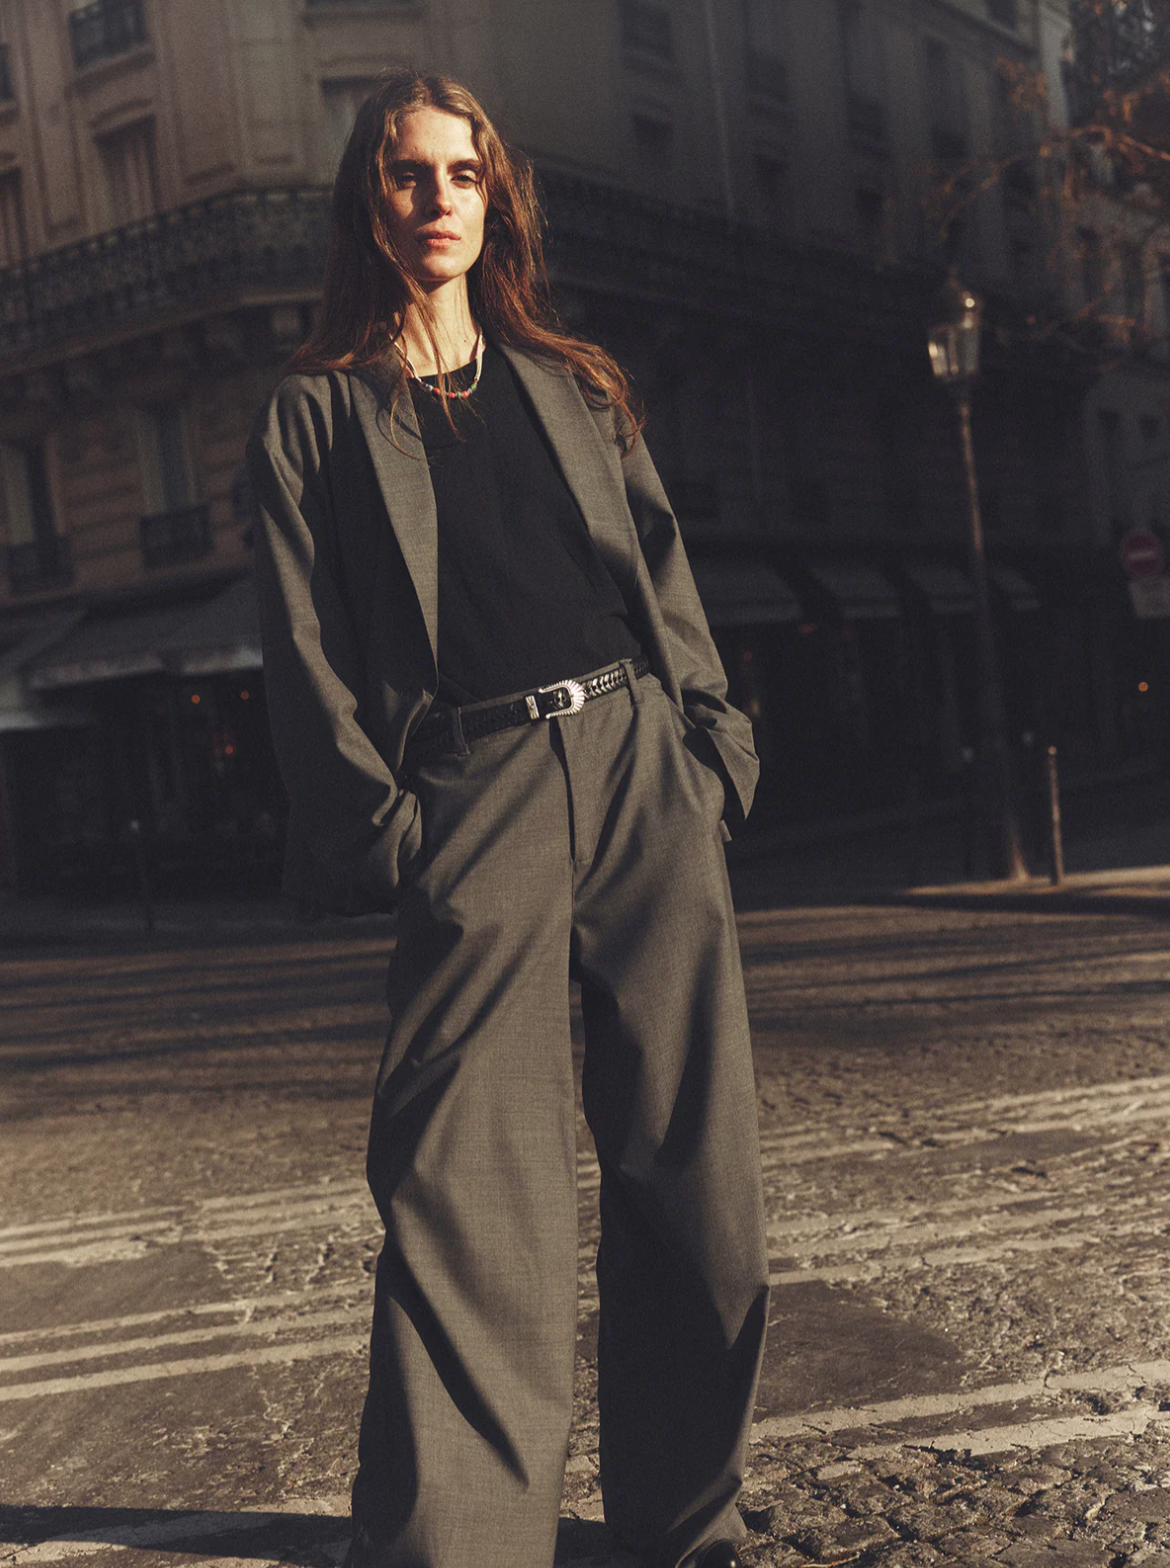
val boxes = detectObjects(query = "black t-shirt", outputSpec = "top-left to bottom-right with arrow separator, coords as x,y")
408,345 -> 643,705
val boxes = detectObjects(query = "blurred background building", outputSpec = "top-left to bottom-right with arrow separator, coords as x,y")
0,0 -> 1166,894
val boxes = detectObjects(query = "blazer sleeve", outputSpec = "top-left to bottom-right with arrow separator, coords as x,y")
246,376 -> 422,915
620,431 -> 760,829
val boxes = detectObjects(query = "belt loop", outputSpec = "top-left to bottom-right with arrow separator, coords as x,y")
620,657 -> 642,708
450,706 -> 471,757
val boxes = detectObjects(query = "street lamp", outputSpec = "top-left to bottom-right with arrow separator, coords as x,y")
928,273 -> 1029,882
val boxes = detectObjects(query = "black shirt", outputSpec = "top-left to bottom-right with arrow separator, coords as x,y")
408,345 -> 642,705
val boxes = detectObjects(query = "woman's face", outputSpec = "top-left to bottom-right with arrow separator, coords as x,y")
383,107 -> 487,291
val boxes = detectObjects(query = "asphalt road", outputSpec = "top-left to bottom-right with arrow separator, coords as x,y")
4,898 -> 1170,1567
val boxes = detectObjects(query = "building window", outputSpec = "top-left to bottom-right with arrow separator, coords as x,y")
97,118 -> 159,226
0,170 -> 27,266
620,0 -> 672,60
986,0 -> 1018,25
68,0 -> 148,71
631,113 -> 673,192
840,2 -> 886,146
136,404 -> 194,516
743,0 -> 789,102
320,79 -> 377,181
1,441 -> 72,593
1122,247 -> 1146,332
753,153 -> 789,227
1079,228 -> 1104,305
136,404 -> 211,568
855,186 -> 886,254
924,39 -> 968,162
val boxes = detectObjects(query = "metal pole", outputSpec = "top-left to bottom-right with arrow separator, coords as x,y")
953,384 -> 1029,881
1046,745 -> 1065,886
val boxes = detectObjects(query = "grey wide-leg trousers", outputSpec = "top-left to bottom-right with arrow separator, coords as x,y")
353,667 -> 769,1568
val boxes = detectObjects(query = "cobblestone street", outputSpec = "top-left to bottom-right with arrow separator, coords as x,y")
4,893 -> 1170,1566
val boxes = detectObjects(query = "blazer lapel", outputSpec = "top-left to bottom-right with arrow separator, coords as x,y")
498,344 -> 637,578
347,370 -> 440,675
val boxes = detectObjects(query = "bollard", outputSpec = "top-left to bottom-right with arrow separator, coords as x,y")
125,819 -> 156,934
960,746 -> 977,879
1046,746 -> 1064,887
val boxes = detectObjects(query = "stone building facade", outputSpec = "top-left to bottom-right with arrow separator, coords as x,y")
0,0 -> 1161,892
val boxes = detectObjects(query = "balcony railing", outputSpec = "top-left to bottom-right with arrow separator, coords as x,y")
69,0 -> 148,71
0,45 -> 15,105
0,186 -> 331,360
140,503 -> 212,569
8,533 -> 72,595
0,176 -> 932,367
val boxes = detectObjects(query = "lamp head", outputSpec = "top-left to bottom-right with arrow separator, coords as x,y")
928,271 -> 983,384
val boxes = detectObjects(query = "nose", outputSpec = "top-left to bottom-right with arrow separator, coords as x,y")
428,175 -> 454,215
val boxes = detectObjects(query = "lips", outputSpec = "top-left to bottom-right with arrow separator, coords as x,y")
418,231 -> 460,244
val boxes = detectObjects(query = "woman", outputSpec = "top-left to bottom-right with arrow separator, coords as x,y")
247,68 -> 768,1568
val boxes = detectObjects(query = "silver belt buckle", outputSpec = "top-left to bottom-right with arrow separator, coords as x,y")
527,678 -> 586,720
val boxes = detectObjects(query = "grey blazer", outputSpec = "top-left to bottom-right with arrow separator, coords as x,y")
246,343 -> 759,915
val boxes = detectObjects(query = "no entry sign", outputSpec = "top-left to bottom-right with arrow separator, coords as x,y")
1120,528 -> 1165,579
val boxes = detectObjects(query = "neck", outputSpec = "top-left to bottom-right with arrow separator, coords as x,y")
397,279 -> 479,377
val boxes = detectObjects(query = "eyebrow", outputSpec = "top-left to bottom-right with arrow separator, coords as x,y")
389,157 -> 483,174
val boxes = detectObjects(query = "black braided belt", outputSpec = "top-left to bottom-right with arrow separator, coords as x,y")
408,656 -> 651,763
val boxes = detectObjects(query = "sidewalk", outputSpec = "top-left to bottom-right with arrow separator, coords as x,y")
2,797 -> 1168,944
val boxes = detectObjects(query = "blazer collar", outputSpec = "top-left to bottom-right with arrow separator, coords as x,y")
347,368 -> 440,675
496,343 -> 635,570
346,343 -> 637,679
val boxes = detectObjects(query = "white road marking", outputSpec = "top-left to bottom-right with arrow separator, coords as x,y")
0,1285 -> 365,1348
0,1333 -> 366,1403
0,1305 -> 366,1375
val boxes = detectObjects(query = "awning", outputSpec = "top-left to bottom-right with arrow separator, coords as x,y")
901,561 -> 975,616
158,577 -> 262,675
26,579 -> 262,690
989,565 -> 1040,612
691,560 -> 803,626
0,610 -> 94,729
807,562 -> 901,621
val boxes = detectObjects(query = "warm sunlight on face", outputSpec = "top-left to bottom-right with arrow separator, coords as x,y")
384,107 -> 487,292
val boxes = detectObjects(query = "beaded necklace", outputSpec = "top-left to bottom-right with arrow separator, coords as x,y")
398,331 -> 485,400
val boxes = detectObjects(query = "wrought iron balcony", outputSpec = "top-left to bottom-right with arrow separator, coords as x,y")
140,503 -> 212,569
0,175 -> 929,368
0,45 -> 15,105
8,533 -> 72,595
1065,0 -> 1170,127
70,0 -> 148,71
0,186 -> 331,360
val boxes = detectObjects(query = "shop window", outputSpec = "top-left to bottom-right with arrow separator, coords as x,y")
97,117 -> 159,226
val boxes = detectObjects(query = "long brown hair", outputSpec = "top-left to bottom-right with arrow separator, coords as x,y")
288,69 -> 643,448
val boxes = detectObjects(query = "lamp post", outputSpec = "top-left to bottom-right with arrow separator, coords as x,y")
927,273 -> 1029,882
